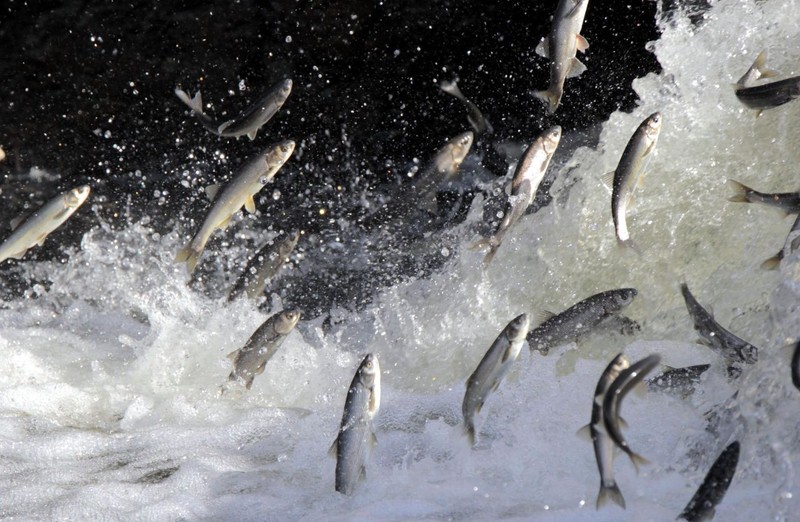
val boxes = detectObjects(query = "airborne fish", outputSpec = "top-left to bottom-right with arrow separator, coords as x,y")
227,230 -> 300,302
534,0 -> 591,113
677,441 -> 740,521
734,51 -> 800,116
175,78 -> 292,140
225,310 -> 300,391
726,180 -> 800,214
331,353 -> 381,496
0,185 -> 91,264
605,112 -> 662,253
440,79 -> 493,135
175,140 -> 295,274
462,314 -> 530,446
471,126 -> 561,265
527,288 -> 638,356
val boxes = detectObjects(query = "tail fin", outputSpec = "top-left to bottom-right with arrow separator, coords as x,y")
625,449 -> 651,473
174,88 -> 204,115
751,51 -> 780,80
440,79 -> 466,102
533,89 -> 560,114
469,236 -> 501,265
617,237 -> 643,256
726,179 -> 751,203
596,481 -> 626,509
761,252 -> 782,270
175,245 -> 200,274
482,244 -> 500,266
464,421 -> 476,447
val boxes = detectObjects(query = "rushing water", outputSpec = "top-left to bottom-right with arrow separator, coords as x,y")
2,0 -> 800,520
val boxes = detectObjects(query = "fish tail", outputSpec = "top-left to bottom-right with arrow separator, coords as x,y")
464,421 -> 476,447
174,87 -> 204,115
627,450 -> 650,473
726,179 -> 752,203
760,252 -> 782,270
752,51 -> 780,79
468,236 -> 491,252
175,245 -> 200,274
617,237 -> 643,256
533,89 -> 560,113
596,481 -> 626,509
482,244 -> 499,267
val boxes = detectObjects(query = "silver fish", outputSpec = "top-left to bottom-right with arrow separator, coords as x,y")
0,185 -> 91,264
331,353 -> 381,495
726,180 -> 800,214
528,288 -> 638,356
471,126 -> 561,265
175,140 -> 295,274
534,0 -> 590,113
602,353 -> 660,472
677,441 -> 740,521
680,283 -> 758,365
606,112 -> 662,252
175,78 -> 292,140
440,79 -> 493,135
227,230 -> 300,301
734,52 -> 799,116
225,310 -> 300,390
579,353 -> 630,509
647,364 -> 710,398
462,313 -> 530,446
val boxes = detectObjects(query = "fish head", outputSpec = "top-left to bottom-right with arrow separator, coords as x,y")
542,126 -> 562,154
506,313 -> 531,342
279,231 -> 301,256
263,140 -> 296,177
644,112 -> 663,140
278,79 -> 293,101
436,131 -> 474,176
610,288 -> 638,310
609,353 -> 631,376
739,343 -> 758,364
276,310 -> 301,333
65,185 -> 91,208
357,353 -> 381,414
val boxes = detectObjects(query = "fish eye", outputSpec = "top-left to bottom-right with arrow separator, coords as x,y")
259,175 -> 269,185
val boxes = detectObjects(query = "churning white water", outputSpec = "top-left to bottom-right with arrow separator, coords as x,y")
2,0 -> 800,519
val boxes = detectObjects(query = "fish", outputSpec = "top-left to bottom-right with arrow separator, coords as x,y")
225,310 -> 301,390
726,180 -> 800,214
527,288 -> 639,356
602,353 -> 660,472
175,140 -> 295,274
471,126 -> 561,265
734,51 -> 800,116
440,79 -> 493,135
175,78 -> 293,140
533,0 -> 590,113
604,112 -> 662,253
227,230 -> 300,302
792,341 -> 800,392
330,353 -> 381,495
677,441 -> 740,521
647,364 -> 710,398
0,146 -> 5,162
0,185 -> 91,264
462,313 -> 530,446
761,214 -> 800,270
680,283 -> 758,365
578,353 -> 630,509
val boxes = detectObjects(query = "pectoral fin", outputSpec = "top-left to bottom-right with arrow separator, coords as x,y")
575,34 -> 589,53
255,360 -> 267,375
328,436 -> 338,458
245,195 -> 257,214
601,171 -> 616,189
205,184 -> 221,201
217,120 -> 234,134
567,57 -> 587,78
535,38 -> 549,58
567,0 -> 587,17
247,130 -> 258,141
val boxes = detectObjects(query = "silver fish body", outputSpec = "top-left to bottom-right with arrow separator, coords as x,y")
609,112 -> 662,251
677,441 -> 740,521
527,288 -> 638,355
0,185 -> 91,264
175,140 -> 295,273
227,230 -> 300,301
473,126 -> 561,265
602,353 -> 660,471
534,0 -> 590,113
726,180 -> 800,214
332,353 -> 381,495
680,283 -> 758,365
462,313 -> 530,445
226,310 -> 300,390
734,52 -> 799,114
175,78 -> 292,140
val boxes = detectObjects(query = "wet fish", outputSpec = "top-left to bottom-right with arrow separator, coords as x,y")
225,310 -> 300,390
647,364 -> 710,398
331,353 -> 381,495
175,78 -> 292,140
227,230 -> 300,302
527,288 -> 639,356
0,185 -> 91,264
534,0 -> 590,113
680,283 -> 758,365
602,353 -> 660,472
734,51 -> 800,116
792,341 -> 800,392
677,441 -> 740,521
462,313 -> 530,446
579,353 -> 630,509
605,112 -> 662,253
440,79 -> 493,135
726,180 -> 800,214
175,140 -> 295,274
471,126 -> 561,265
761,214 -> 800,270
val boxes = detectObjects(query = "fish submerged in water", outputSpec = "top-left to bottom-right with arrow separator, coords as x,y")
677,441 -> 740,521
462,314 -> 530,446
527,288 -> 639,356
0,185 -> 91,264
440,79 -> 493,135
331,353 -> 381,496
680,283 -> 758,366
227,230 -> 300,302
175,78 -> 293,140
647,364 -> 710,398
605,112 -> 662,253
471,126 -> 561,265
175,140 -> 295,274
225,310 -> 300,391
734,51 -> 800,116
726,180 -> 800,214
534,0 -> 591,113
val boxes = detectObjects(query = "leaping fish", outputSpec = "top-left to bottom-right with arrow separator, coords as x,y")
734,51 -> 800,116
175,78 -> 292,140
677,441 -> 740,521
440,79 -> 493,135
